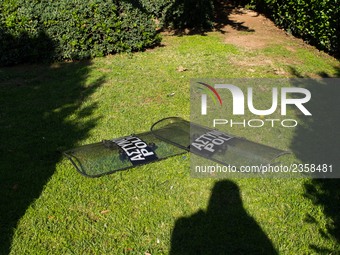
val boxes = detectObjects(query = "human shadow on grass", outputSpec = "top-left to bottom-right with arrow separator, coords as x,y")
0,60 -> 104,254
170,180 -> 277,254
288,66 -> 340,253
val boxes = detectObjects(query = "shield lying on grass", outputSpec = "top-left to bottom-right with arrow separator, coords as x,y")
151,117 -> 288,169
64,129 -> 186,177
64,117 -> 288,177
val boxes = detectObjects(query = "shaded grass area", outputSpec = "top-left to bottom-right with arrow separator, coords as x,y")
0,33 -> 339,254
0,62 -> 105,254
288,68 -> 340,253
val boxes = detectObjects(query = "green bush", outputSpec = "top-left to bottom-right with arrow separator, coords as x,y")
139,0 -> 215,29
0,0 -> 161,65
139,0 -> 174,19
164,0 -> 214,29
0,27 -> 55,65
250,0 -> 339,56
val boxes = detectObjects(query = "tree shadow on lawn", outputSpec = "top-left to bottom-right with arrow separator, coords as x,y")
122,0 -> 254,36
288,66 -> 340,253
170,180 -> 278,254
168,0 -> 255,36
213,0 -> 255,34
0,61 -> 104,254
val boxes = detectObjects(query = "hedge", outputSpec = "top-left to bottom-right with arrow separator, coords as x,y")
0,0 -> 161,65
250,0 -> 339,56
1,0 -> 337,65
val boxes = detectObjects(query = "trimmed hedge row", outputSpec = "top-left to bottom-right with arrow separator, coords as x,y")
0,0 -> 161,65
1,0 -> 337,65
250,0 -> 339,56
0,0 -> 216,65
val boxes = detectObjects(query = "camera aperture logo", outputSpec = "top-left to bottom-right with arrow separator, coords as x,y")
197,82 -> 223,114
196,81 -> 312,128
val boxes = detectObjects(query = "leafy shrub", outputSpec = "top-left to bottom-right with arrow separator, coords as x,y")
0,0 -> 160,65
139,0 -> 174,19
0,27 -> 55,65
139,0 -> 215,29
164,0 -> 215,29
249,0 -> 339,56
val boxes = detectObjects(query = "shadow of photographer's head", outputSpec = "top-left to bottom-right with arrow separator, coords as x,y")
207,180 -> 242,214
170,180 -> 278,255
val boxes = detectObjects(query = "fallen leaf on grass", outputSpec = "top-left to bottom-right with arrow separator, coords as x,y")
177,66 -> 187,72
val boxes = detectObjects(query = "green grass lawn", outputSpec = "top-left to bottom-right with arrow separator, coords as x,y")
1,32 -> 339,254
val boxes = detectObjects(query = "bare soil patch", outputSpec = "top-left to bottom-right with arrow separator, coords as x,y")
222,8 -> 295,50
